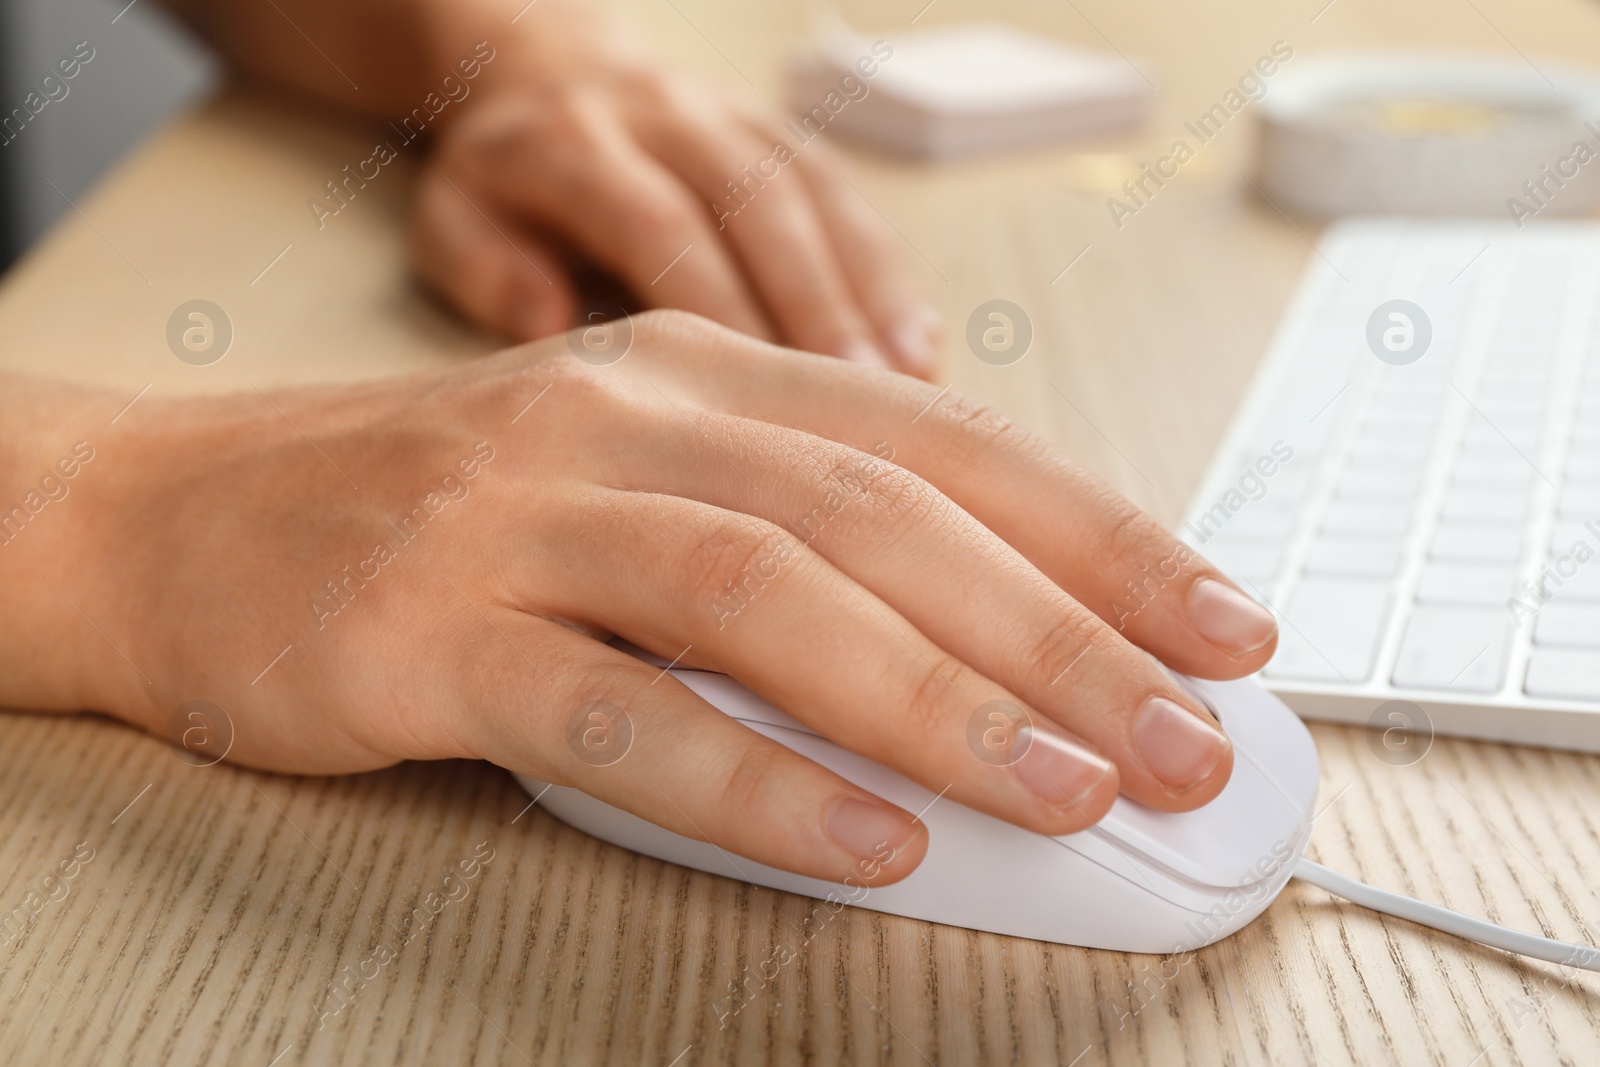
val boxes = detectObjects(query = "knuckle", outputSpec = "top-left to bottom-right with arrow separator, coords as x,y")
629,193 -> 700,244
463,93 -> 598,169
630,307 -> 716,344
1025,612 -> 1102,683
622,65 -> 681,104
1095,489 -> 1166,564
684,517 -> 798,616
901,651 -> 969,741
791,448 -> 943,545
488,354 -> 623,434
527,353 -> 608,400
538,88 -> 607,140
851,463 -> 942,535
715,744 -> 789,822
810,446 -> 885,491
563,656 -> 645,709
639,69 -> 708,120
630,310 -> 761,370
926,393 -> 1022,466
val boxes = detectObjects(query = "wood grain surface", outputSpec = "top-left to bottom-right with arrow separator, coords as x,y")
4,0 -> 1600,1063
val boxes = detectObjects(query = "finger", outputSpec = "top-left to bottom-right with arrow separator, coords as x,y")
634,104 -> 892,369
604,409 -> 1234,811
528,485 -> 1126,836
449,96 -> 776,340
463,607 -> 928,885
410,163 -> 576,341
743,114 -> 942,377
645,320 -> 1279,681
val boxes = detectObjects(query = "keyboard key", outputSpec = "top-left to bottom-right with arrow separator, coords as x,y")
1359,414 -> 1438,443
1430,522 -> 1524,563
1440,489 -> 1530,522
1192,538 -> 1280,585
1370,385 -> 1447,411
1333,465 -> 1425,500
1533,602 -> 1600,647
1263,578 -> 1390,683
1451,459 -> 1535,490
1477,376 -> 1550,401
1559,485 -> 1600,517
1488,351 -> 1557,370
1525,647 -> 1600,700
1261,460 -> 1314,493
1548,519 -> 1600,553
1541,565 -> 1600,602
1188,504 -> 1294,546
1349,437 -> 1432,464
1474,397 -> 1548,422
1320,501 -> 1413,538
1562,451 -> 1600,483
1458,438 -> 1534,466
1303,539 -> 1403,578
1415,563 -> 1516,606
1215,504 -> 1300,542
1391,606 -> 1509,692
1461,420 -> 1541,453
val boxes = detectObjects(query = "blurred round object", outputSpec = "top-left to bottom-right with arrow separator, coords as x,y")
1255,53 -> 1600,217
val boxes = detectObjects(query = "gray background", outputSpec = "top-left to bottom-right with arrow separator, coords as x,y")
0,0 -> 215,269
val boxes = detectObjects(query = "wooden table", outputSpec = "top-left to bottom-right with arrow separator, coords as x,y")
4,0 -> 1600,1063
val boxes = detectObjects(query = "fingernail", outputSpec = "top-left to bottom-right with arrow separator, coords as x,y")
1011,726 -> 1113,809
825,796 -> 917,863
837,337 -> 893,369
1187,577 -> 1277,655
1134,696 -> 1230,792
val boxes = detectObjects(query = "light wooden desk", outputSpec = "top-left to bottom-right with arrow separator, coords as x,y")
4,0 -> 1600,1063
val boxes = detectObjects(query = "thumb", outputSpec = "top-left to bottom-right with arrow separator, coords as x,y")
410,163 -> 576,341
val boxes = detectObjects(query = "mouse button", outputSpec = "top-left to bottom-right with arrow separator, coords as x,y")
1183,676 -> 1321,810
1051,832 -> 1251,914
668,670 -> 816,734
1091,747 -> 1306,889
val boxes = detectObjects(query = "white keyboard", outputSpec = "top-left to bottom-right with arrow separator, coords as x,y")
1182,219 -> 1600,752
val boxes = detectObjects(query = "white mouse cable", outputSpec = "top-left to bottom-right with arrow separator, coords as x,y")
1293,858 -> 1600,972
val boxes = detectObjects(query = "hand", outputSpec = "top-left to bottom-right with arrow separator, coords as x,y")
16,313 -> 1276,886
407,1 -> 940,376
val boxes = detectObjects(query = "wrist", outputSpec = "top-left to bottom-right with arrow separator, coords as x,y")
0,376 -> 124,714
0,382 -> 309,730
411,0 -> 654,125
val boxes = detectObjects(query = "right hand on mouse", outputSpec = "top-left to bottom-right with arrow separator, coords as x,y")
1,312 -> 1276,886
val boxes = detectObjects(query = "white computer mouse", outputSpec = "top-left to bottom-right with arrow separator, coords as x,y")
516,656 -> 1320,953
